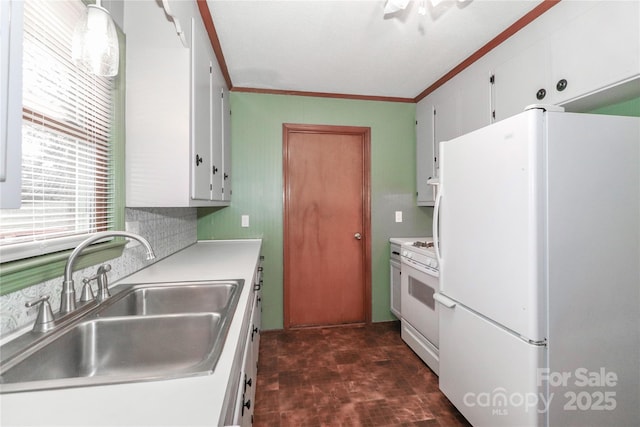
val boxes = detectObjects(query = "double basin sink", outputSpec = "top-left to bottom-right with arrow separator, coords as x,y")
0,280 -> 243,393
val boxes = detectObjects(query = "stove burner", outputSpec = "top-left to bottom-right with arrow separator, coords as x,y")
412,241 -> 434,249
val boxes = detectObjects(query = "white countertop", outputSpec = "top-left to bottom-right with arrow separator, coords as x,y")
0,239 -> 262,427
389,236 -> 430,245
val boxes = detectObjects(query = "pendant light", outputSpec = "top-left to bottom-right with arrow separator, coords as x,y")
72,0 -> 119,77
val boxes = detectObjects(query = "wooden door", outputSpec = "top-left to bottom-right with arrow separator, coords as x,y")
283,124 -> 371,328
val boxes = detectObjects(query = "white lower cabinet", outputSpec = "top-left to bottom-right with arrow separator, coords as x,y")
229,290 -> 261,426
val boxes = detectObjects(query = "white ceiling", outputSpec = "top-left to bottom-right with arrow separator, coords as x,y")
206,0 -> 544,100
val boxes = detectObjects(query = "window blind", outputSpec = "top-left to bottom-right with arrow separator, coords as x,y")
0,0 -> 115,263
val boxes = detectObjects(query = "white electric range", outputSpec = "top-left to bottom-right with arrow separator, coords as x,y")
399,238 -> 440,374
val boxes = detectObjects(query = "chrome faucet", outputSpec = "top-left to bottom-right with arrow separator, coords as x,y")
60,231 -> 156,315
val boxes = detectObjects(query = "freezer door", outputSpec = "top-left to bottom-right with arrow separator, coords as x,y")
438,300 -> 546,427
438,109 -> 545,340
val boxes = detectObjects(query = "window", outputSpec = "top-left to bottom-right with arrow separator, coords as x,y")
0,0 -> 124,295
0,0 -> 117,263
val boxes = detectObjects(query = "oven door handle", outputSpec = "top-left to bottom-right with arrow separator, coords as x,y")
433,293 -> 456,309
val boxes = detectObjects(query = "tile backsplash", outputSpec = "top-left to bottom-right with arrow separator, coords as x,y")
0,207 -> 197,337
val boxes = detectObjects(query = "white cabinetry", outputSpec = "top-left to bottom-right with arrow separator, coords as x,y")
549,1 -> 640,106
493,1 -> 640,120
0,0 -> 22,209
222,87 -> 232,201
492,40 -> 549,122
416,85 -> 456,206
230,284 -> 261,426
416,68 -> 490,206
124,1 -> 229,207
415,101 -> 435,206
417,1 -> 640,206
221,256 -> 263,426
390,242 -> 401,318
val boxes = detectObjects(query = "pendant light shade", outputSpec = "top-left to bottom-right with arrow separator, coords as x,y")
72,1 -> 119,77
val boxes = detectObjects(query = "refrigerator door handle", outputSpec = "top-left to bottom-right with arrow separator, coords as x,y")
432,179 -> 442,264
434,293 -> 456,308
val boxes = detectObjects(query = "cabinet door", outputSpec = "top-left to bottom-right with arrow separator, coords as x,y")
239,300 -> 258,427
390,260 -> 401,318
0,0 -> 22,208
191,19 -> 212,200
492,40 -> 549,122
432,87 -> 458,148
455,67 -> 491,135
251,291 -> 261,382
415,100 -> 435,206
221,87 -> 232,201
550,1 -> 640,105
210,80 -> 223,200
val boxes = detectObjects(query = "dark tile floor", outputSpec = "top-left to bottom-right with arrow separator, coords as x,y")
254,321 -> 471,427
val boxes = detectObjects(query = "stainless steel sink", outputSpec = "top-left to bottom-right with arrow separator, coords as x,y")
0,279 -> 244,393
98,282 -> 237,317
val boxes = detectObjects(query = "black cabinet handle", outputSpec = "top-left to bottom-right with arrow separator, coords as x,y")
556,79 -> 568,92
195,154 -> 203,166
244,374 -> 252,393
241,398 -> 251,415
536,88 -> 546,100
212,165 -> 218,174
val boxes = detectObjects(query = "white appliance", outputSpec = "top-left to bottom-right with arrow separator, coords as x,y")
400,238 -> 440,374
433,106 -> 640,426
389,237 -> 431,319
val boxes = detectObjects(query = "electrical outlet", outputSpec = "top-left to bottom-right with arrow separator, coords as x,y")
241,215 -> 250,228
395,211 -> 403,223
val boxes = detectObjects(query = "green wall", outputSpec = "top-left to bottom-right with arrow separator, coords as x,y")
588,96 -> 640,116
198,93 -> 432,330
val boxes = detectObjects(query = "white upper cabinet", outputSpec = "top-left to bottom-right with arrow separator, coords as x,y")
492,1 -> 640,120
191,17 -> 214,201
416,100 -> 435,206
0,0 -> 23,209
222,87 -> 232,201
455,65 -> 492,135
124,0 -> 229,207
492,40 -> 550,122
416,1 -> 639,206
416,64 -> 492,206
549,1 -> 640,106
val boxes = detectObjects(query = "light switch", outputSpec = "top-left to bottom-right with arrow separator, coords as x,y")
241,215 -> 250,228
395,211 -> 403,223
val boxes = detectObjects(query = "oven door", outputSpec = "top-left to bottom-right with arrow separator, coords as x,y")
401,257 -> 439,348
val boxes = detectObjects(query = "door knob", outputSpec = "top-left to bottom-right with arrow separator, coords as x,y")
354,233 -> 362,240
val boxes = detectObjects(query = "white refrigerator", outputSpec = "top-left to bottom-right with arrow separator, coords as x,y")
432,107 -> 639,427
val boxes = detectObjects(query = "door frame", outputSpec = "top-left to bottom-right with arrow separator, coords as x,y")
282,123 -> 372,329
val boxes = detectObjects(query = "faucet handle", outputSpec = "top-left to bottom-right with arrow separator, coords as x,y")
80,277 -> 96,303
25,296 -> 56,333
